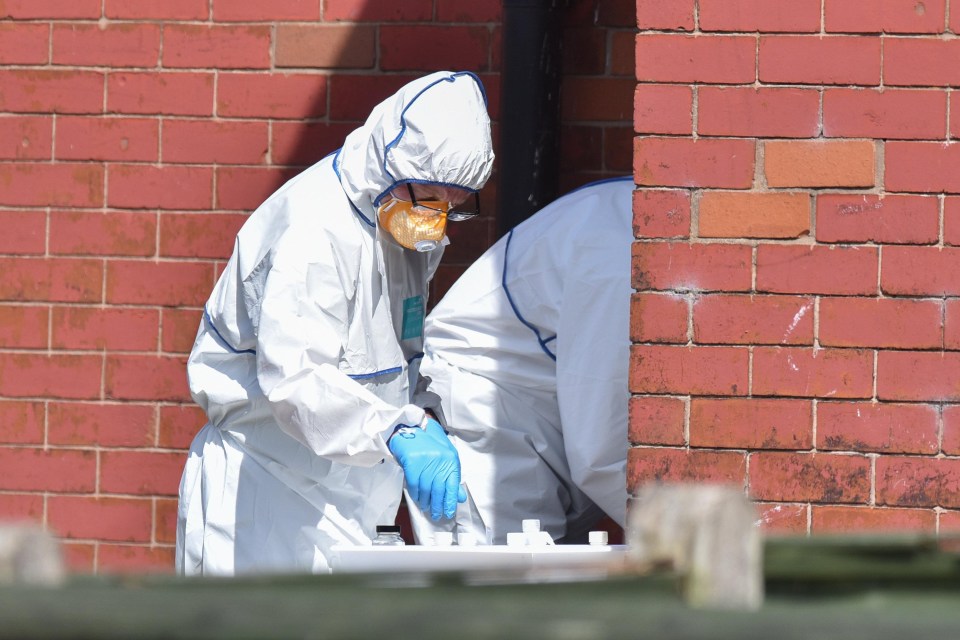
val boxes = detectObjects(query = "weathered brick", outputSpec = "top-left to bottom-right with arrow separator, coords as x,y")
324,0 -> 432,21
106,260 -> 213,307
604,127 -> 633,172
765,140 -> 875,188
216,167 -> 300,211
381,26 -> 490,73
812,506 -> 936,535
0,23 -> 48,65
633,189 -> 691,239
104,355 -> 191,402
162,120 -> 268,165
52,23 -> 160,68
942,405 -> 960,455
632,242 -> 753,292
161,308 -> 203,355
636,34 -> 756,83
0,211 -> 45,255
437,0 -> 500,22
634,84 -> 693,136
48,402 -> 156,448
882,246 -> 960,296
823,88 -> 947,140
0,447 -> 96,492
56,116 -> 159,163
877,351 -> 960,402
876,456 -> 960,508
635,137 -> 755,189
62,543 -> 95,573
946,197 -> 960,246
48,496 -> 154,542
756,503 -> 808,534
0,69 -> 103,114
213,0 -> 319,21
0,400 -> 45,445
627,448 -> 746,494
0,305 -> 49,350
0,257 -> 103,303
562,77 -> 635,121
0,164 -> 104,208
107,165 -> 213,211
159,404 -> 206,449
820,297 -> 942,349
328,74 -> 414,121
752,347 -> 874,399
817,194 -> 939,244
885,38 -> 960,87
759,36 -> 881,85
699,87 -> 820,138
272,121 -> 355,166
825,0 -> 946,34
693,295 -> 814,345
945,299 -> 960,351
886,142 -> 960,194
162,25 -> 271,70
628,397 -> 686,446
629,345 -> 749,395
98,545 -> 175,574
0,493 -> 44,522
155,498 -> 178,544
630,292 -> 688,344
52,306 -> 160,351
818,401 -> 939,454
636,0 -> 694,30
100,450 -> 186,496
750,452 -> 871,503
107,72 -> 215,117
49,210 -> 157,257
616,32 -> 642,76
699,191 -> 810,239
276,25 -> 376,69
159,212 -> 247,260
756,245 -> 878,295
218,73 -> 327,119
105,0 -> 209,20
690,398 -> 812,449
0,354 -> 102,400
700,0 -> 821,32
0,116 -> 52,160
0,0 -> 100,19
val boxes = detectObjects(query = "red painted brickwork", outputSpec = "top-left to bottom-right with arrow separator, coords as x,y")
631,0 -> 960,538
0,1 -> 633,573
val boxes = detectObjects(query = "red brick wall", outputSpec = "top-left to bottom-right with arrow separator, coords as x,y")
630,0 -> 960,536
0,1 -> 633,573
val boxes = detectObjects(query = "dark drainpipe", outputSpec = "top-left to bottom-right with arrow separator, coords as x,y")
497,0 -> 566,236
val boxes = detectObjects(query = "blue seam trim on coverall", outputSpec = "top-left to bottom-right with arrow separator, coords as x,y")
330,149 -> 375,228
499,175 -> 633,361
502,230 -> 558,362
202,307 -> 416,381
204,307 -> 257,355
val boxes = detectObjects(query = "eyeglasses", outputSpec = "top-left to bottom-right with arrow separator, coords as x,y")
406,184 -> 480,222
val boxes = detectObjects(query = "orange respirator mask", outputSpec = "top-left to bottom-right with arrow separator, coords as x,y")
377,198 -> 448,252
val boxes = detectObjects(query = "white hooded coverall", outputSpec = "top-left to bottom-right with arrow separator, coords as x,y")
408,178 -> 633,545
176,71 -> 494,575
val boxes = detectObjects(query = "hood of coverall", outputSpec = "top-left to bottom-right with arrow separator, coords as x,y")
334,71 -> 495,224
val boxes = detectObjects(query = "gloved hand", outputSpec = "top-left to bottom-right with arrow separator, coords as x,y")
388,418 -> 467,520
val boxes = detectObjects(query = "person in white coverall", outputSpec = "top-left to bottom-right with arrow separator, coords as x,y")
407,177 -> 633,546
176,71 -> 494,575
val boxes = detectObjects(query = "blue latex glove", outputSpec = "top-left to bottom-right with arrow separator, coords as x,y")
388,418 -> 467,520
